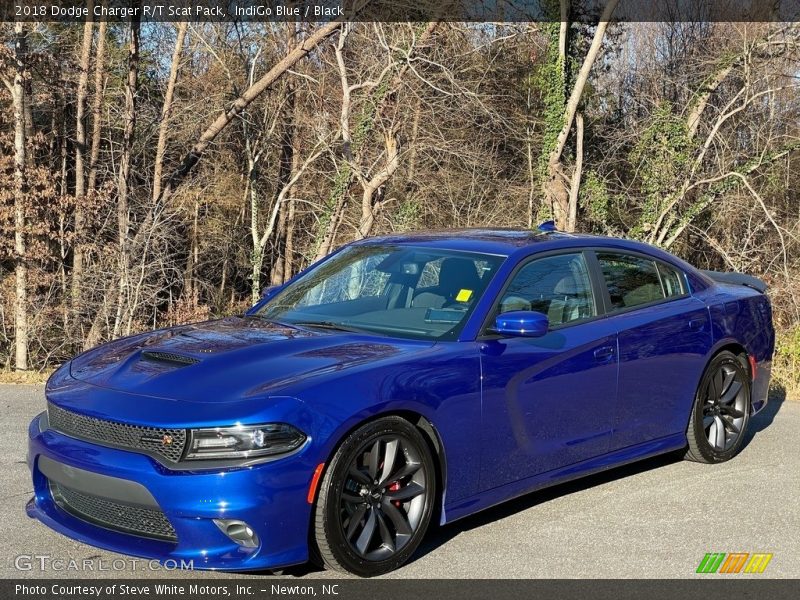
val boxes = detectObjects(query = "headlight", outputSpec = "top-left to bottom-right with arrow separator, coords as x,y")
185,423 -> 306,460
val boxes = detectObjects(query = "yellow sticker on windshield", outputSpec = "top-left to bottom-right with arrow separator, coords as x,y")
456,289 -> 473,302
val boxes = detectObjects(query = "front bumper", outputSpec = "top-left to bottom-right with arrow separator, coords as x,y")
27,413 -> 315,571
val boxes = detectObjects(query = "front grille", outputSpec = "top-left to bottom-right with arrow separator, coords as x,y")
47,402 -> 187,463
50,482 -> 177,542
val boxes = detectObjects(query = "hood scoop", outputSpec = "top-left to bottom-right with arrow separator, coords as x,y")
141,350 -> 200,366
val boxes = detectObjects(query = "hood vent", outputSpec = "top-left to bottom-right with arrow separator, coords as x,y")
141,350 -> 200,366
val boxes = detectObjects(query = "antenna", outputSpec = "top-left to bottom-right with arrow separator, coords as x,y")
537,221 -> 557,233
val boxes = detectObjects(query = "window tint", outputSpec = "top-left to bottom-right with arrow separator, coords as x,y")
658,263 -> 685,298
417,257 -> 492,290
597,253 -> 665,310
417,258 -> 443,288
499,253 -> 595,327
296,251 -> 391,307
260,245 -> 503,341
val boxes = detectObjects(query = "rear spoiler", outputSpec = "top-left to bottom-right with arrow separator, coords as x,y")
701,270 -> 767,294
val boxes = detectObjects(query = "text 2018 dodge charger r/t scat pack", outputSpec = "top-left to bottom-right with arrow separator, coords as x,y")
27,226 -> 774,576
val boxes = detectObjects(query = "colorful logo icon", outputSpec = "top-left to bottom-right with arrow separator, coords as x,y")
697,553 -> 773,574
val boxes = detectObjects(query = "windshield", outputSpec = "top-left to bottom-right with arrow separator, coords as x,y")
257,245 -> 504,340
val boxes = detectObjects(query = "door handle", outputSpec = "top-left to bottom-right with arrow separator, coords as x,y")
594,346 -> 615,362
688,318 -> 705,331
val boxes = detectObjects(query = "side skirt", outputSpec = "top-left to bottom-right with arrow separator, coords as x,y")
441,433 -> 686,524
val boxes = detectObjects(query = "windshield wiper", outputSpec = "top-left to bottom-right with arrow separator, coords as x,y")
291,320 -> 361,333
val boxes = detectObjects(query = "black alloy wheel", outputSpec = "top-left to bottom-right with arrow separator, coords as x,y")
313,416 -> 436,576
685,351 -> 751,463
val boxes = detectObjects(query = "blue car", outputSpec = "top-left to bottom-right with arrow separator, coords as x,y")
27,227 -> 774,576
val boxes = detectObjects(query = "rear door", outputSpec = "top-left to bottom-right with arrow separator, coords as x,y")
591,251 -> 713,450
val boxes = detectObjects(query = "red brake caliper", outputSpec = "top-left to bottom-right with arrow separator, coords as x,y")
388,481 -> 401,507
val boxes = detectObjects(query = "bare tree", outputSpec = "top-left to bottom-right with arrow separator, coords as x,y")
87,8 -> 107,196
315,22 -> 440,260
112,10 -> 142,337
71,4 -> 95,308
152,22 -> 189,203
544,0 -> 620,230
156,20 -> 344,208
11,21 -> 28,370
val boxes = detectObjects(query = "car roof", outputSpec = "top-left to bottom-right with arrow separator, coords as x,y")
356,228 -> 642,256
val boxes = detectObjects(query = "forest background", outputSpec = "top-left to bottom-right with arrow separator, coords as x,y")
1,2 -> 799,397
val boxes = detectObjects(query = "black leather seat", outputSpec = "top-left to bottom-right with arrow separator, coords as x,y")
547,275 -> 589,326
412,258 -> 482,309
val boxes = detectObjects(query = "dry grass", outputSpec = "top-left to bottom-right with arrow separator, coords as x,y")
0,369 -> 53,385
772,326 -> 800,401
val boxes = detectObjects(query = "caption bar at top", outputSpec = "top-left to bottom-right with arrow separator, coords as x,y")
6,0 -> 800,24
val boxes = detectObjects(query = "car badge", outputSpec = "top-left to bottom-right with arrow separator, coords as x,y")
141,433 -> 174,446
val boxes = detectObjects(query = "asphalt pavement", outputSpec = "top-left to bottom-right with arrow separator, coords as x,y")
1,384 -> 797,579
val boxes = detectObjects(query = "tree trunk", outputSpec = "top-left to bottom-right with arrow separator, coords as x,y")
281,98 -> 302,284
249,146 -> 263,304
558,0 -> 569,83
545,0 -> 619,229
112,11 -> 141,338
152,21 -> 188,203
566,112 -> 584,232
685,64 -> 733,141
183,197 -> 199,306
270,77 -> 298,286
406,95 -> 422,190
251,140 -> 323,300
87,12 -> 108,196
12,21 -> 28,370
80,11 -> 107,344
315,195 -> 349,261
270,207 -> 288,286
356,132 -> 400,239
71,2 -> 94,308
280,24 -> 302,284
58,101 -> 70,332
283,197 -> 296,282
314,26 -> 357,261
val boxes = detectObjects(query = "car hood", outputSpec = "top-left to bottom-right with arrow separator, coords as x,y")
68,316 -> 434,403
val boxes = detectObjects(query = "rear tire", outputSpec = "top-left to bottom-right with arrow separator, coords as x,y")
685,351 -> 751,463
313,416 -> 436,577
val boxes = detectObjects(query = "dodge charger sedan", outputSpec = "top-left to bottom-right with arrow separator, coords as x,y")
27,226 -> 774,576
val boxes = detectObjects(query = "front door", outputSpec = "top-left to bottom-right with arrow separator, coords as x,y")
479,251 -> 619,490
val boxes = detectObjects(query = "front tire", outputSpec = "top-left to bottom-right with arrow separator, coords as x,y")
685,351 -> 751,463
313,416 -> 436,577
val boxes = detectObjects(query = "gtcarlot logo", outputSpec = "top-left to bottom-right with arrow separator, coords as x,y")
696,552 -> 773,574
12,554 -> 193,572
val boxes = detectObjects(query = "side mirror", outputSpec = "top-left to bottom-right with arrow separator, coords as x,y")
493,310 -> 549,338
261,285 -> 282,300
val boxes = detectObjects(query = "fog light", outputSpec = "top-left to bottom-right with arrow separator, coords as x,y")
213,519 -> 259,548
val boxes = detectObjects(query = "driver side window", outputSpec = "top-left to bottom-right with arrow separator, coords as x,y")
499,253 -> 596,327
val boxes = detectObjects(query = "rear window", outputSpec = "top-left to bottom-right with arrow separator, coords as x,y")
597,253 -> 664,310
658,263 -> 685,298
